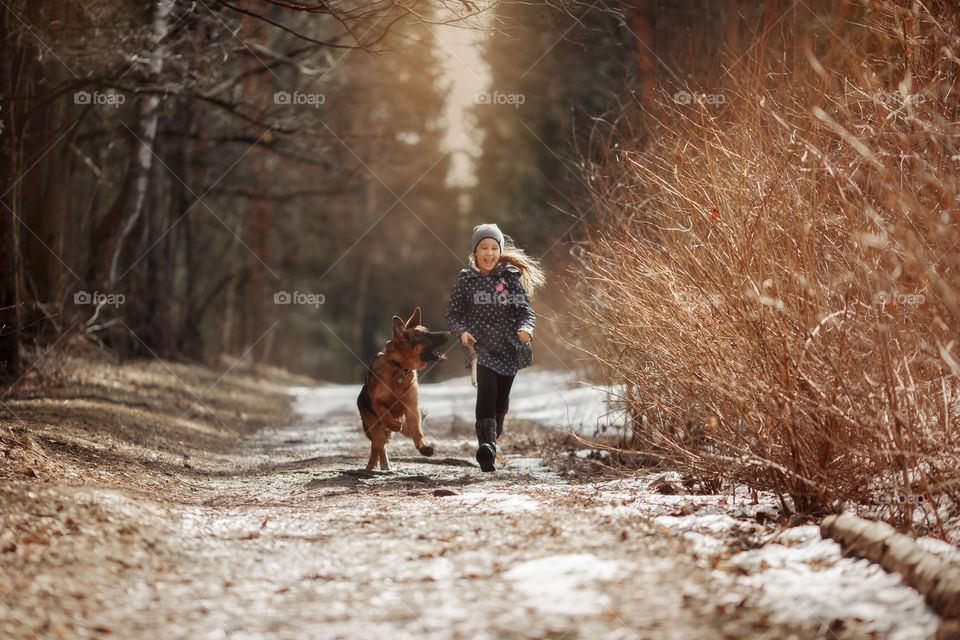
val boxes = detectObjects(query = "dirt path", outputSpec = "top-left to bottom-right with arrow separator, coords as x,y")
3,382 -> 843,640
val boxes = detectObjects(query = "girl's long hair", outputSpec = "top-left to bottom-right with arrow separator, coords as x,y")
468,234 -> 546,300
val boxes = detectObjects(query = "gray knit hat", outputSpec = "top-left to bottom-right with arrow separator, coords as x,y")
471,223 -> 504,253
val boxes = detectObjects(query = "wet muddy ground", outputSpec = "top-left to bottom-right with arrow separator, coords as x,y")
0,360 -> 901,639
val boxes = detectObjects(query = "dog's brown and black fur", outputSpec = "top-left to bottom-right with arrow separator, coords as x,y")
357,307 -> 450,471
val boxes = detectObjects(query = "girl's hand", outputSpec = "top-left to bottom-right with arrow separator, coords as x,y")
461,331 -> 477,347
517,330 -> 531,343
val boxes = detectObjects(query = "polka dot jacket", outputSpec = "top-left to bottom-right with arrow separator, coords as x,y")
445,263 -> 536,377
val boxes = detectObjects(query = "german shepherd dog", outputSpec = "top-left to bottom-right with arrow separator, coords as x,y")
357,307 -> 450,471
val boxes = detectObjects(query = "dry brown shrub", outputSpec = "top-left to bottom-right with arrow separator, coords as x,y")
568,0 -> 960,530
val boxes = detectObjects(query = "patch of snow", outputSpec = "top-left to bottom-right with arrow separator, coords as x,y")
729,526 -> 839,571
502,455 -> 565,481
915,536 -> 960,564
728,526 -> 939,639
684,532 -> 728,556
601,489 -> 941,638
771,524 -> 821,543
503,371 -> 627,435
453,492 -> 542,514
409,557 -> 456,583
502,554 -> 621,616
290,384 -> 361,418
654,513 -> 744,535
291,370 -> 625,436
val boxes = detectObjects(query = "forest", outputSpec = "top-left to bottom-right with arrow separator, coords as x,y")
3,0 -> 960,568
3,1 -> 960,637
0,0 -> 650,382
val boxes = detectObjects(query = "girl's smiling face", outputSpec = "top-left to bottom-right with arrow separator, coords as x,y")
474,237 -> 501,275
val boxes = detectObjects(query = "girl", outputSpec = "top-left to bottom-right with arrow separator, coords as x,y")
445,223 -> 545,472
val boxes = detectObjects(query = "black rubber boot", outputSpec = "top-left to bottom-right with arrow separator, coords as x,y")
475,418 -> 498,472
495,409 -> 507,439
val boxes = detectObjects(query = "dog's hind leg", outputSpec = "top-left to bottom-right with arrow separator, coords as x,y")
378,448 -> 390,470
366,444 -> 380,471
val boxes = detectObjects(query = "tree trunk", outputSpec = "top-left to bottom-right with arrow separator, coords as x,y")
351,177 -> 376,349
726,0 -> 741,64
107,0 -> 173,286
1,5 -> 22,383
240,11 -> 274,375
246,197 -> 272,376
630,0 -> 656,112
0,146 -> 21,383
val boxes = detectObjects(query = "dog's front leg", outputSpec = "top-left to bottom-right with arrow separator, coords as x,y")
402,401 -> 434,457
374,410 -> 403,432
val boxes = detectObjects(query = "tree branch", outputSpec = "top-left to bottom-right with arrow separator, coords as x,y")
210,0 -> 364,49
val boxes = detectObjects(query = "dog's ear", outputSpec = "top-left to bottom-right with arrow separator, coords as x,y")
392,315 -> 405,338
405,306 -> 421,329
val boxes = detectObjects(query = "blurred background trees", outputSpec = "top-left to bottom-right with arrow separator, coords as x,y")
2,0 -> 644,383
1,0 -> 470,382
1,0 -> 891,385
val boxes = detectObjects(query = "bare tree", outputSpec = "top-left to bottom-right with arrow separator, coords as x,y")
107,0 -> 174,286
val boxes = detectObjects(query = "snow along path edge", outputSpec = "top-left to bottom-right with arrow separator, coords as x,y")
821,513 -> 960,637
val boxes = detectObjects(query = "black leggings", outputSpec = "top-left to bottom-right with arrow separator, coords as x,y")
475,363 -> 515,422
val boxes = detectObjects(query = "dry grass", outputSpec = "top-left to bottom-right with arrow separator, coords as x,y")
568,0 -> 960,533
0,343 -> 301,483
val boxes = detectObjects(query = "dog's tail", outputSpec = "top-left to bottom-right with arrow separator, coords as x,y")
466,343 -> 478,388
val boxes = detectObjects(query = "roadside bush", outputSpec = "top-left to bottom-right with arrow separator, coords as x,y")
570,0 -> 960,533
